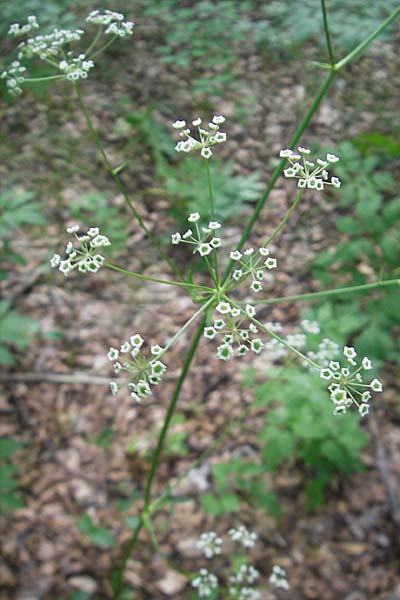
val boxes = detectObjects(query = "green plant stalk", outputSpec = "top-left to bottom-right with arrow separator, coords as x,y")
262,189 -> 304,248
143,513 -> 194,578
143,317 -> 207,508
204,159 -> 215,220
74,84 -> 183,280
250,278 -> 400,305
112,515 -> 143,599
223,3 -> 400,282
89,34 -> 118,59
85,26 -> 103,57
321,0 -> 335,67
105,261 -> 213,293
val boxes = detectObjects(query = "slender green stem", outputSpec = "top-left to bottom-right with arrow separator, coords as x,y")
144,515 -> 194,578
335,5 -> 400,71
105,262 -> 213,292
25,75 -> 65,82
112,515 -> 143,599
262,189 -> 304,248
85,26 -> 103,57
204,160 -> 215,220
229,299 -> 320,370
89,34 -> 118,59
144,318 -> 207,508
221,70 -> 336,283
161,298 -> 214,357
321,0 -> 335,67
250,278 -> 400,305
74,83 -> 183,280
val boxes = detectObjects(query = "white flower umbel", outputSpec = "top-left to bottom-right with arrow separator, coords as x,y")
8,16 -> 39,37
3,9 -> 133,95
227,246 -> 277,294
196,531 -> 223,559
107,334 -> 166,403
205,303 -> 262,361
87,9 -> 134,36
50,225 -> 110,276
192,568 -> 218,598
173,114 -> 227,159
269,565 -> 289,590
318,346 -> 383,416
171,213 -> 222,259
280,146 -> 341,190
228,525 -> 257,548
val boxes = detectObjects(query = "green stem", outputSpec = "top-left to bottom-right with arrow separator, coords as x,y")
144,514 -> 194,578
105,262 -> 213,293
89,34 -> 118,59
112,515 -> 143,599
221,70 -> 336,283
250,278 -> 400,305
160,298 -> 214,357
74,83 -> 183,280
335,5 -> 400,71
262,189 -> 304,248
144,318 -> 207,508
321,0 -> 335,67
25,75 -> 65,82
229,299 -> 320,370
85,26 -> 103,57
204,160 -> 215,219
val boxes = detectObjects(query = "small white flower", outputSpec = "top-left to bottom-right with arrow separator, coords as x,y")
196,531 -> 223,559
171,232 -> 181,244
107,347 -> 119,361
212,115 -> 225,124
320,368 -> 332,380
245,304 -> 256,317
120,341 -> 131,353
188,212 -> 200,223
217,343 -> 234,361
250,338 -> 264,353
50,253 -> 61,267
359,403 -> 369,417
344,346 -> 357,360
370,378 -> 383,392
228,525 -> 257,547
192,117 -> 202,126
198,242 -> 212,256
210,237 -> 221,248
172,120 -> 186,129
214,319 -> 226,330
250,281 -> 263,293
216,302 -> 232,314
130,334 -> 144,348
265,257 -> 277,269
269,565 -> 289,590
201,147 -> 212,159
327,153 -> 339,163
230,250 -> 242,260
208,221 -> 221,230
204,326 -> 216,339
298,146 -> 310,154
331,176 -> 341,188
362,357 -> 372,370
66,224 -> 80,234
258,247 -> 269,256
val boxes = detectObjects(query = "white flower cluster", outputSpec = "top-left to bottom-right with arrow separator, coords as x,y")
18,28 -> 85,60
204,302 -> 262,361
269,565 -> 289,590
8,16 -> 39,37
107,336 -> 166,403
171,212 -> 222,257
320,346 -> 383,416
228,246 -> 277,293
50,225 -> 110,276
193,525 -> 260,599
59,55 -> 94,80
86,9 -> 134,36
0,61 -> 26,96
196,531 -> 223,559
280,146 -> 341,190
192,568 -> 218,598
229,565 -> 260,600
306,336 -> 340,368
228,525 -> 258,548
173,115 -> 227,159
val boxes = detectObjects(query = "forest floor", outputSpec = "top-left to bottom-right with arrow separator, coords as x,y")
1,11 -> 400,600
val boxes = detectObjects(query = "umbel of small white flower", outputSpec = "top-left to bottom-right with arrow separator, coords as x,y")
280,146 -> 341,190
50,225 -> 110,276
204,302 -> 263,361
107,336 -> 166,403
192,568 -> 218,598
2,10 -> 133,95
269,565 -> 289,591
194,525 -> 260,599
173,115 -> 227,159
319,345 -> 383,417
171,212 -> 222,257
228,246 -> 277,293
